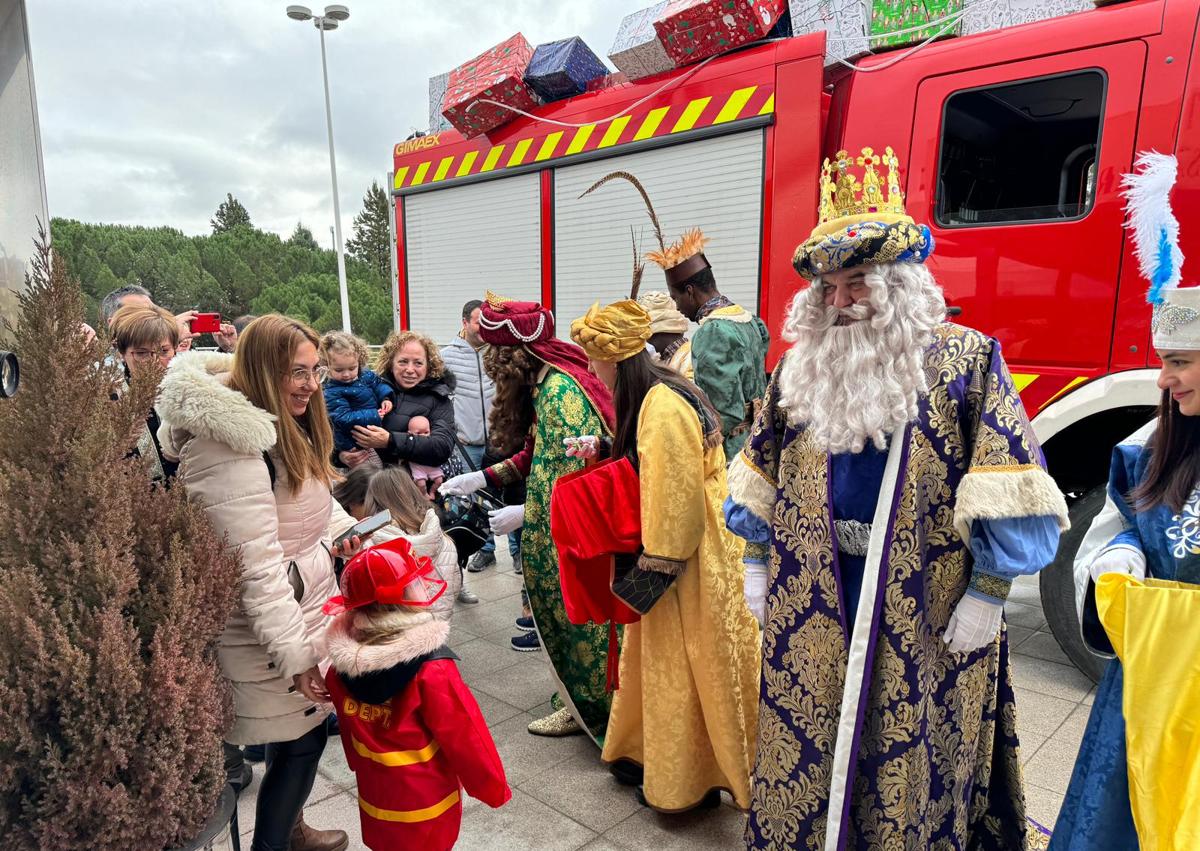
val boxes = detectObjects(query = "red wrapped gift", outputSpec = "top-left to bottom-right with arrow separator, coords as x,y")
653,0 -> 785,67
442,33 -> 540,139
550,457 -> 641,629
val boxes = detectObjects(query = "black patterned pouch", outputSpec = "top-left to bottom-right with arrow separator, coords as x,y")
609,551 -> 676,615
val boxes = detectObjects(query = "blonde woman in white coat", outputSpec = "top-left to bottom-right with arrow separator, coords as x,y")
157,315 -> 361,851
333,466 -> 462,621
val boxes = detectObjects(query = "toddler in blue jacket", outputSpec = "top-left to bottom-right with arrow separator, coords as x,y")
321,331 -> 394,455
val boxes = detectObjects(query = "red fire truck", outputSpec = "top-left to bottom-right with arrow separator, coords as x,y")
390,0 -> 1200,680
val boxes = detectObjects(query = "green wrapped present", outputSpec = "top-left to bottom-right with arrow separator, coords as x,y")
869,0 -> 962,49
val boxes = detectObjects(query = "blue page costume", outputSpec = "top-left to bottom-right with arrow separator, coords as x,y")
1053,152 -> 1200,851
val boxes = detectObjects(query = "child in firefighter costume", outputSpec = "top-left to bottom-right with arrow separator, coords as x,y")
439,293 -> 617,741
1052,153 -> 1200,851
324,537 -> 510,851
724,145 -> 1068,850
564,299 -> 761,813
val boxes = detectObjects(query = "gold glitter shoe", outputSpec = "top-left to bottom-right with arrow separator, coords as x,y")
527,706 -> 581,737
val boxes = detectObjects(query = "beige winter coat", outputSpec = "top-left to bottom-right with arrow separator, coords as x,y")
371,509 -> 461,621
156,351 -> 357,745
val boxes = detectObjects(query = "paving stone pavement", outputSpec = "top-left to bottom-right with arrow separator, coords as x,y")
235,559 -> 1094,849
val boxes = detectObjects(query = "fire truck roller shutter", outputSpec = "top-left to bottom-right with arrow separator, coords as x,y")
552,129 -> 765,334
403,172 -> 542,344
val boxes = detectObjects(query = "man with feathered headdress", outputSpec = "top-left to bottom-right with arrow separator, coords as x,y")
724,146 -> 1068,850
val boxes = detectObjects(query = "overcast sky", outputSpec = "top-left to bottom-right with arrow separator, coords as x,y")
27,0 -> 632,247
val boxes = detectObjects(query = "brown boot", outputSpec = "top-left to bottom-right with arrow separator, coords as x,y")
289,810 -> 349,851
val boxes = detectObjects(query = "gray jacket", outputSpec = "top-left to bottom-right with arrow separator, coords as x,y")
441,335 -> 493,447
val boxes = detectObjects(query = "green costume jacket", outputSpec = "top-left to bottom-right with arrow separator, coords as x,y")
691,303 -> 770,460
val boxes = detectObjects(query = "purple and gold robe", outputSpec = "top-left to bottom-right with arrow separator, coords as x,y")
727,324 -> 1068,851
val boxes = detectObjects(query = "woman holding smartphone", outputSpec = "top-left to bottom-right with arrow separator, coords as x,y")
157,314 -> 362,851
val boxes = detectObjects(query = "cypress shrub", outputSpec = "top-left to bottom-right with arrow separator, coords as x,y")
0,232 -> 241,849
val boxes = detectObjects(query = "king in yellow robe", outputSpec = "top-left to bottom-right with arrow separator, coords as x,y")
601,382 -> 761,811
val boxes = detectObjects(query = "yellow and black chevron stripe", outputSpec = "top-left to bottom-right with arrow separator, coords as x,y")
394,84 -> 776,191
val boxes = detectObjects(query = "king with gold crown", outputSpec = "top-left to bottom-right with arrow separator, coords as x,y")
724,146 -> 1069,850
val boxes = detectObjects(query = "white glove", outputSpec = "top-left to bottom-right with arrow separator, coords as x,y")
744,562 -> 768,627
563,435 -> 599,460
1089,544 -> 1147,584
943,593 -> 1004,654
438,470 -> 486,497
489,504 -> 525,535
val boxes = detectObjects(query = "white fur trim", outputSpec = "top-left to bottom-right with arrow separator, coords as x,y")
953,466 -> 1070,541
325,613 -> 449,678
727,452 -> 775,523
155,350 -> 277,455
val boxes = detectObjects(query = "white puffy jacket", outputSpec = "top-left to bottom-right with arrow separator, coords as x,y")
157,351 -> 357,745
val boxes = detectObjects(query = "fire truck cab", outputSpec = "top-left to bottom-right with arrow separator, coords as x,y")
390,0 -> 1200,680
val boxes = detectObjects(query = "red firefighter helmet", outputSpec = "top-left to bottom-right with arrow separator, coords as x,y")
323,537 -> 446,616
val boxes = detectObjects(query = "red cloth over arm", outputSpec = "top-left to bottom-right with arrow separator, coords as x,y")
419,661 -> 512,808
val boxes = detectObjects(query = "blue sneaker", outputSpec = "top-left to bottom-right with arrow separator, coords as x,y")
511,631 -> 541,652
515,615 -> 535,632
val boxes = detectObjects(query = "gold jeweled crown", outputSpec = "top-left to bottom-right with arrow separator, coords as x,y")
815,146 -> 910,236
792,143 -> 932,281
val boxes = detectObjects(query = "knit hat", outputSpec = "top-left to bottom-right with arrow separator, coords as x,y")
636,291 -> 689,335
571,300 -> 652,363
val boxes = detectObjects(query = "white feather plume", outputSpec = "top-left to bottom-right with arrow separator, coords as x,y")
1120,151 -> 1183,304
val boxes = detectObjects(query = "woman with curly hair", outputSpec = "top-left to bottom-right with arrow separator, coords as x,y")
440,293 -> 616,741
345,330 -> 457,474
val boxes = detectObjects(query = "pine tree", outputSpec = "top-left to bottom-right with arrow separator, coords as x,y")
0,229 -> 241,849
289,222 -> 319,251
346,181 -> 391,282
210,193 -> 252,234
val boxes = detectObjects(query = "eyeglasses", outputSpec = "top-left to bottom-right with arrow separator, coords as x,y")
287,365 -> 329,387
127,346 -> 175,361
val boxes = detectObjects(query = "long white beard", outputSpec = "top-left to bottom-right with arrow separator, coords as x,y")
777,264 -> 947,454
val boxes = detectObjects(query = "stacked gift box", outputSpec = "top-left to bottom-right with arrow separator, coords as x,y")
442,33 -> 541,138
961,0 -> 1091,34
786,0 -> 870,65
653,0 -> 787,67
609,1 -> 676,80
428,72 -> 452,133
869,0 -> 962,50
524,36 -> 610,102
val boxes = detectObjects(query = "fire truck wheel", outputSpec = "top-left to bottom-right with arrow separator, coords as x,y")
1038,485 -> 1108,684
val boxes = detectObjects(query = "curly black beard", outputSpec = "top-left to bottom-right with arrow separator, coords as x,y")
483,345 -> 539,456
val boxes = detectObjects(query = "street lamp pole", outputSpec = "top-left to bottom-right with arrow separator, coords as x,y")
288,5 -> 352,332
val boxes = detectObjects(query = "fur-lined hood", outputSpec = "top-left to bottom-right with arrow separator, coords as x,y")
156,350 -> 277,456
327,610 -> 450,678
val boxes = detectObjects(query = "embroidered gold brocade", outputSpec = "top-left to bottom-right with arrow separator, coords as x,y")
601,385 -> 761,811
745,326 -> 1036,849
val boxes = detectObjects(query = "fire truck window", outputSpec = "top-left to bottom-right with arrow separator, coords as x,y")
936,71 -> 1104,227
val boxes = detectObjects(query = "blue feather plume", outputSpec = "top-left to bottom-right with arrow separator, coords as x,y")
1120,152 -> 1184,305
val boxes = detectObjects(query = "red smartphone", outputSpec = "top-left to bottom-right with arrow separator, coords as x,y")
191,312 -> 221,334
